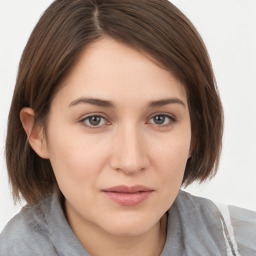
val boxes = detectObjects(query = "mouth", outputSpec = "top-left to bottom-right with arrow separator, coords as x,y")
102,185 -> 154,206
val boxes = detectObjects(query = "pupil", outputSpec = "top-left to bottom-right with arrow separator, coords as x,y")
154,115 -> 165,124
89,116 -> 101,126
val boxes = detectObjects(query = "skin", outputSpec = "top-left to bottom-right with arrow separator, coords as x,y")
21,38 -> 192,256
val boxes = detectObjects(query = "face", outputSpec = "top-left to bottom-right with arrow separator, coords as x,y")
43,38 -> 191,237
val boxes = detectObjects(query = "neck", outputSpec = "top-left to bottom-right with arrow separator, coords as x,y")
65,205 -> 167,256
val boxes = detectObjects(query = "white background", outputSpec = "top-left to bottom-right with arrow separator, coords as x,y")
0,0 -> 255,232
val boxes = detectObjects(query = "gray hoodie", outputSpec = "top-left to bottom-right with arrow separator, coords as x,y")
0,190 -> 255,256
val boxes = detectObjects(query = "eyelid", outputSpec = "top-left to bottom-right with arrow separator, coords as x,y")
147,112 -> 176,121
146,113 -> 177,127
79,113 -> 111,129
78,112 -> 177,129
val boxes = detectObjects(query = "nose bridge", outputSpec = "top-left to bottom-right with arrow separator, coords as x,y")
111,121 -> 147,174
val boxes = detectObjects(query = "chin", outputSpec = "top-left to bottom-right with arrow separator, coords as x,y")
106,224 -> 153,237
100,212 -> 160,237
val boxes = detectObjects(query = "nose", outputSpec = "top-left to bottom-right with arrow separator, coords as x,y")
110,123 -> 149,175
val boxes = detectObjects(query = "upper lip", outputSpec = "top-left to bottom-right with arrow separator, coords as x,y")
102,185 -> 154,193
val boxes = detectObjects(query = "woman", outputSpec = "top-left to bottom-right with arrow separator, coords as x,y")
0,0 -> 255,255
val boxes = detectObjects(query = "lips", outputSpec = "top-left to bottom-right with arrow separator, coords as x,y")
102,185 -> 154,206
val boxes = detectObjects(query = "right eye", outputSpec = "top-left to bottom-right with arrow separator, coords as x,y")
80,115 -> 108,128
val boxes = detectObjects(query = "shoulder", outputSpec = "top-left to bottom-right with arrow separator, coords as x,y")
165,191 -> 230,255
228,205 -> 256,255
174,189 -> 219,212
0,197 -> 58,256
176,190 -> 256,255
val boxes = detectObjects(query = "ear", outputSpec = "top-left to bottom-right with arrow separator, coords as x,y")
20,107 -> 49,159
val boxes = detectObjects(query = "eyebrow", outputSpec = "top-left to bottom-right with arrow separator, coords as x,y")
148,98 -> 186,108
69,97 -> 114,108
69,97 -> 186,108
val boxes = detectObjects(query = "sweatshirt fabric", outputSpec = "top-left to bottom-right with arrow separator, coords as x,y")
0,190 -> 255,256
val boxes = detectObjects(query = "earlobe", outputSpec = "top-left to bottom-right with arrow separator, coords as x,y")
20,107 -> 49,159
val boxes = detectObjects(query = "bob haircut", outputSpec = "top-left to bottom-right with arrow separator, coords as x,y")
6,0 -> 223,205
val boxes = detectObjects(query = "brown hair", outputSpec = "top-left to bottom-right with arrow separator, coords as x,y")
6,0 -> 223,205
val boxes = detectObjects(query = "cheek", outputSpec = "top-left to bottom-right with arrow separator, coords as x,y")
45,124 -> 110,192
145,140 -> 189,214
47,118 -> 104,164
149,130 -> 191,187
151,133 -> 191,169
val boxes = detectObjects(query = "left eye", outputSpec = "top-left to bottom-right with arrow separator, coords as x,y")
149,115 -> 175,126
81,115 -> 107,127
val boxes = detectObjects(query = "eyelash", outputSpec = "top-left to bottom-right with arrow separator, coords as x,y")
79,113 -> 176,129
147,114 -> 176,128
79,114 -> 109,129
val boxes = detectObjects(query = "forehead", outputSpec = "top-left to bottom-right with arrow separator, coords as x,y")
54,38 -> 187,107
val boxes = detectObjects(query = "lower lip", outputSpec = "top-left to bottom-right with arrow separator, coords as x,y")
103,191 -> 152,206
